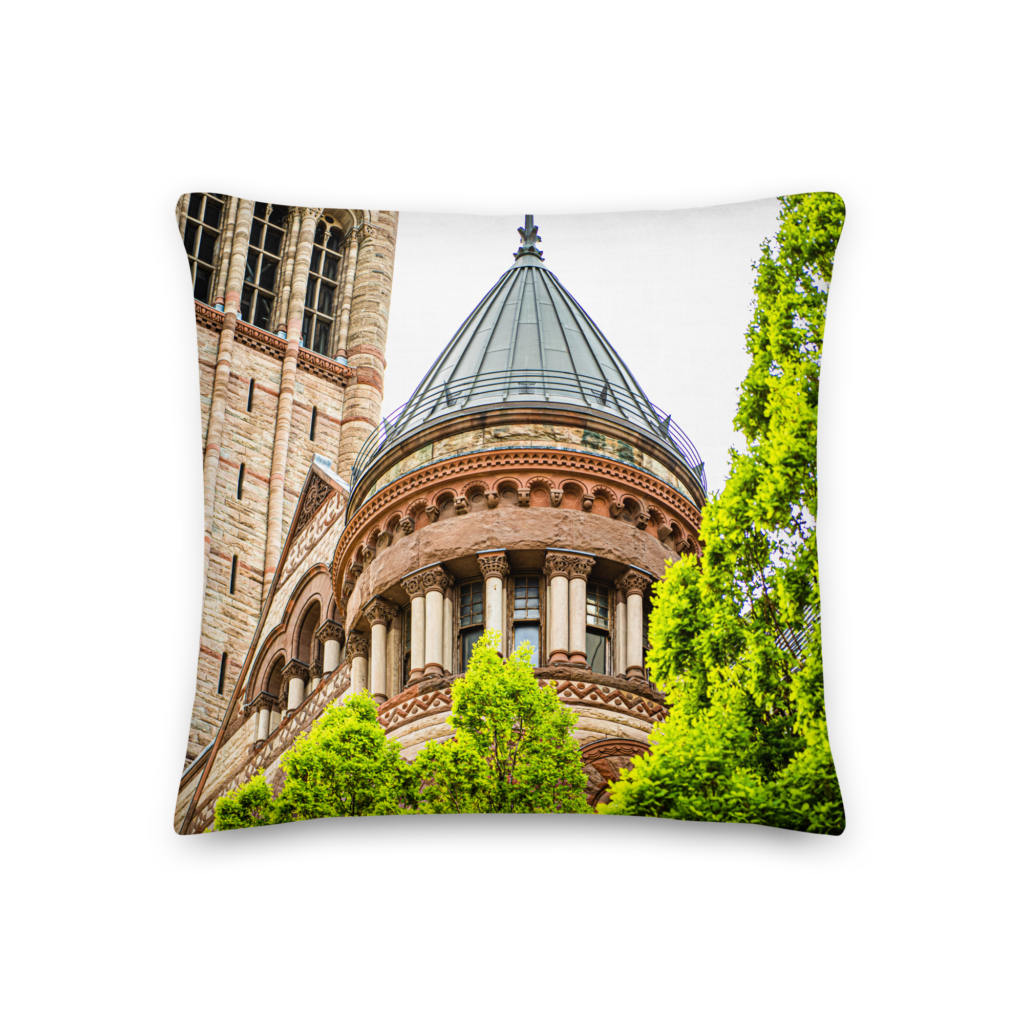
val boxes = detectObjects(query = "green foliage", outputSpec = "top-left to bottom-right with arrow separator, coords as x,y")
211,770 -> 275,830
601,192 -> 846,834
273,691 -> 417,821
415,630 -> 590,814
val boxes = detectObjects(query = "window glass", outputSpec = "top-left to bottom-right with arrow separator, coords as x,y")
254,294 -> 273,330
240,286 -> 254,323
245,248 -> 258,283
184,221 -> 197,256
194,266 -> 211,303
323,254 -> 338,278
585,629 -> 607,673
586,583 -> 610,628
513,576 -> 541,619
264,228 -> 283,255
259,259 -> 277,291
203,198 -> 223,228
187,193 -> 202,218
197,228 -> 217,264
317,283 -> 334,314
461,626 -> 485,671
460,582 -> 484,626
253,202 -> 267,219
327,228 -> 342,252
314,221 -> 325,245
514,623 -> 540,666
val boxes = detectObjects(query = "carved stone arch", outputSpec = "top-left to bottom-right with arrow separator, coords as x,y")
526,475 -> 554,508
291,594 -> 323,662
406,498 -> 429,530
433,489 -> 458,520
494,478 -> 522,507
460,479 -> 489,513
619,494 -> 644,526
579,738 -> 650,808
592,484 -> 617,517
559,479 -> 584,511
247,630 -> 287,703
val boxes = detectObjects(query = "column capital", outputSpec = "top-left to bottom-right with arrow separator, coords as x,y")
567,554 -> 595,581
364,597 -> 398,626
315,620 -> 345,644
283,658 -> 309,682
345,630 -> 369,660
402,563 -> 452,597
356,222 -> 376,243
477,550 -> 509,580
299,206 -> 324,221
308,658 -> 323,678
250,691 -> 276,713
615,568 -> 652,597
544,549 -> 594,581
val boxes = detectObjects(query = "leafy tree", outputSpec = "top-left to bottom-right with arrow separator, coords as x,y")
415,630 -> 590,814
211,769 -> 276,830
601,192 -> 846,834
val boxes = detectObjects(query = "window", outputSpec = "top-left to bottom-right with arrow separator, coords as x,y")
402,606 -> 412,690
458,580 -> 485,671
586,582 -> 611,674
240,202 -> 285,331
512,575 -> 541,667
217,653 -> 228,695
229,555 -> 238,594
182,193 -> 224,304
302,222 -> 345,355
246,378 -> 255,412
237,463 -> 245,500
309,406 -> 317,441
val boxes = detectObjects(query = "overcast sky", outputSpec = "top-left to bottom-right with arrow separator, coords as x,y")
383,199 -> 781,493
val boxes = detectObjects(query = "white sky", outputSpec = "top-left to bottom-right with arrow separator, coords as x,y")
384,199 -> 781,494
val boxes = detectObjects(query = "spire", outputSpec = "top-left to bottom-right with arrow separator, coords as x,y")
514,214 -> 544,262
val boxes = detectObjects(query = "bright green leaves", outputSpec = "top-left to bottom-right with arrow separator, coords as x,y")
416,630 -> 590,814
211,770 -> 275,830
600,193 -> 845,834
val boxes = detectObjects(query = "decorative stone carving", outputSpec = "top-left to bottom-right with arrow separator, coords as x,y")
477,551 -> 509,580
615,568 -> 652,596
294,475 -> 334,534
299,206 -> 325,221
517,488 -> 531,507
283,659 -> 309,682
657,524 -> 672,542
566,554 -> 595,580
308,659 -> 323,679
351,561 -> 364,578
356,223 -> 376,242
342,573 -> 356,598
364,597 -> 398,626
608,501 -> 623,519
361,543 -> 376,566
251,691 -> 276,713
424,504 -> 439,523
417,565 -> 453,594
581,493 -> 594,512
550,489 -> 563,507
454,496 -> 468,515
399,516 -> 414,535
543,551 -> 576,579
345,631 -> 369,661
315,620 -> 345,644
635,512 -> 650,530
485,490 -> 499,509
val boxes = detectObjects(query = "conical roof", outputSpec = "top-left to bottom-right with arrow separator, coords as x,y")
350,217 -> 706,497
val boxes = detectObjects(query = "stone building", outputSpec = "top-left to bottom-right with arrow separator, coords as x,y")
177,215 -> 706,833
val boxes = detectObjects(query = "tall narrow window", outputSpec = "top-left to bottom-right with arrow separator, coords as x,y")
309,406 -> 317,441
302,222 -> 345,355
512,575 -> 541,667
240,202 -> 285,331
458,580 -> 485,672
217,653 -> 228,695
182,193 -> 225,304
402,606 -> 412,690
229,555 -> 238,594
237,463 -> 245,500
246,378 -> 255,412
586,582 -> 611,674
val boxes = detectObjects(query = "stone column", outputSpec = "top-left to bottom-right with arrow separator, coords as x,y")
284,659 -> 309,711
478,551 -> 509,649
315,620 -> 345,675
442,587 -> 454,673
346,630 -> 369,693
262,207 -> 323,601
336,214 -> 399,480
176,194 -> 188,238
614,587 -> 628,676
257,705 -> 271,742
332,229 -> 359,359
365,598 -> 397,703
544,551 -> 573,665
422,566 -> 453,677
212,196 -> 239,310
201,198 -> 256,590
567,553 -> 596,666
401,572 -> 427,683
616,569 -> 652,681
307,658 -> 323,697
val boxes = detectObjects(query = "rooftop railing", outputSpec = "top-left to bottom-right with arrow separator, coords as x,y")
348,368 -> 707,498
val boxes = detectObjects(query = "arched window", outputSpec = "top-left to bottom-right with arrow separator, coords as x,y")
183,193 -> 225,303
240,202 -> 287,331
302,222 -> 345,355
296,603 -> 321,664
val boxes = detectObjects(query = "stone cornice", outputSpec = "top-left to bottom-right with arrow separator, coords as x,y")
193,301 -> 354,384
333,447 -> 701,597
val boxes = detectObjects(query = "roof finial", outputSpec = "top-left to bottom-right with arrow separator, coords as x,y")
514,214 -> 544,261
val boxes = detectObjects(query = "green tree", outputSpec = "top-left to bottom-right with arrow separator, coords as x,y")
211,769 -> 276,830
601,192 -> 846,834
415,630 -> 590,814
